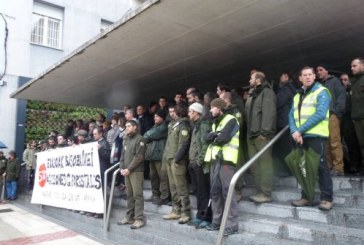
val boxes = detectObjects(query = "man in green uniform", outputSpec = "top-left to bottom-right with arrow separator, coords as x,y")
187,102 -> 212,229
162,104 -> 191,224
117,120 -> 146,229
144,109 -> 170,205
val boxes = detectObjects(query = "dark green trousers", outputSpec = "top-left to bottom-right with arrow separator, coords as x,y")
125,171 -> 144,221
247,136 -> 273,196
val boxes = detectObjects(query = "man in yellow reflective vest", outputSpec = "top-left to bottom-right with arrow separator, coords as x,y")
288,66 -> 334,211
204,98 -> 239,236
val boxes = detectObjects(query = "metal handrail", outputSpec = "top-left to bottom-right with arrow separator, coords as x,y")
104,168 -> 121,232
103,163 -> 120,232
216,126 -> 289,245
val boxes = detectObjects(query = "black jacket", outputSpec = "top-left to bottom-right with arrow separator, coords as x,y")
351,72 -> 364,119
321,75 -> 346,118
276,81 -> 296,129
138,113 -> 154,135
96,138 -> 111,177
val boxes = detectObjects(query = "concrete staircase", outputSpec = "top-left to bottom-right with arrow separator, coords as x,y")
13,174 -> 364,245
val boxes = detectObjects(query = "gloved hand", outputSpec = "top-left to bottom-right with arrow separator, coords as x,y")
205,132 -> 218,142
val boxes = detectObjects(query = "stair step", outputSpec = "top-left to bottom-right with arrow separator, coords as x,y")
143,175 -> 364,192
113,194 -> 364,230
134,181 -> 364,210
111,209 -> 309,245
239,213 -> 364,244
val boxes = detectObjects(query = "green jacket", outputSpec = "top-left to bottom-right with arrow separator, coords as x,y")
189,118 -> 211,173
351,72 -> 364,119
163,117 -> 191,163
245,83 -> 277,138
144,121 -> 168,161
0,156 -> 7,182
5,158 -> 21,181
119,133 -> 146,172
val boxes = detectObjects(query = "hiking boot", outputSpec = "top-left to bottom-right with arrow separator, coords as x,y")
331,170 -> 344,177
117,218 -> 135,225
196,220 -> 210,229
187,218 -> 201,226
93,214 -> 103,219
249,193 -> 272,203
235,190 -> 243,202
223,227 -> 238,236
318,200 -> 333,211
152,198 -> 161,205
130,220 -> 144,229
160,198 -> 170,205
178,214 -> 191,224
162,212 -> 181,220
291,198 -> 312,207
206,223 -> 220,231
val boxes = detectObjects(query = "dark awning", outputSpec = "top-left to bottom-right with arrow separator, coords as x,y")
11,0 -> 364,108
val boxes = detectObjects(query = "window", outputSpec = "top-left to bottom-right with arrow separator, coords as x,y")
30,2 -> 63,49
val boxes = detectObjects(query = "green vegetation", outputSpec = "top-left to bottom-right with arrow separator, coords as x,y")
25,100 -> 106,142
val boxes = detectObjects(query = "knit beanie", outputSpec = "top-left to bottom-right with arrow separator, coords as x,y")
155,109 -> 166,120
189,102 -> 203,114
210,98 -> 226,110
317,63 -> 330,71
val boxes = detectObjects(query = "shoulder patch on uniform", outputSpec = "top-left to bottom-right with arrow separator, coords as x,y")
181,130 -> 188,136
140,142 -> 145,146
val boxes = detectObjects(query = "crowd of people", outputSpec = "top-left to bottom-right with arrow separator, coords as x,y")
1,57 -> 363,236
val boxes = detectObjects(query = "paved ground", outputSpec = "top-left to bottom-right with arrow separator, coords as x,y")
0,202 -> 103,245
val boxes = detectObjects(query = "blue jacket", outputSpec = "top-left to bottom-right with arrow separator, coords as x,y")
288,82 -> 331,138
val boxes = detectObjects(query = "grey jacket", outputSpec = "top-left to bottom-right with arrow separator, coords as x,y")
23,148 -> 37,170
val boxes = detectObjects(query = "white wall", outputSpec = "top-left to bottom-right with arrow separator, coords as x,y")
0,75 -> 19,154
0,0 -> 134,150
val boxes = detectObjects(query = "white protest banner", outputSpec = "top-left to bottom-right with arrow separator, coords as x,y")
31,142 -> 104,213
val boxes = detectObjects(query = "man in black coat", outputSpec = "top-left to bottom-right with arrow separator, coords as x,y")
316,64 -> 346,176
92,127 -> 111,218
273,72 -> 297,177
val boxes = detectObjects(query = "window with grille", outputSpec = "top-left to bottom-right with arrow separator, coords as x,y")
30,2 -> 63,49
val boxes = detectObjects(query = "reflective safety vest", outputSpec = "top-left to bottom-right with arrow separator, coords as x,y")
293,85 -> 329,137
204,114 -> 239,164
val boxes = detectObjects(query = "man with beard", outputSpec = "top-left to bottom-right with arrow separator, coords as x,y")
162,105 -> 191,225
204,98 -> 239,236
117,120 -> 146,229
